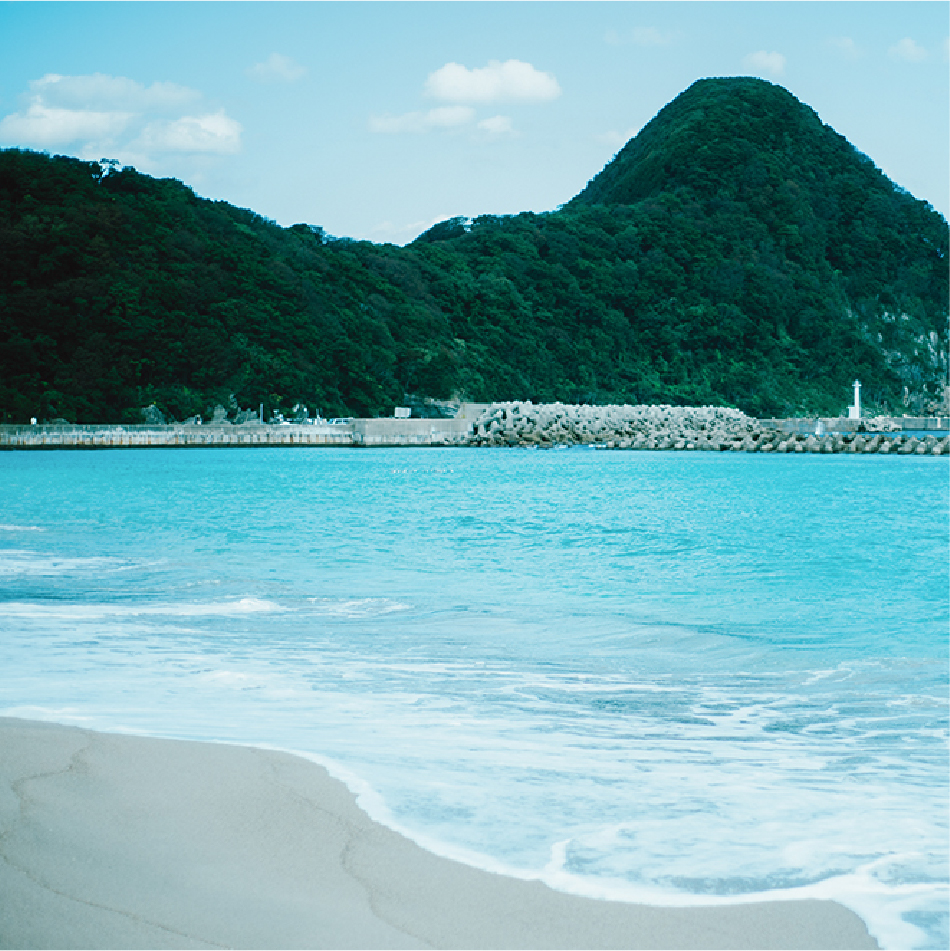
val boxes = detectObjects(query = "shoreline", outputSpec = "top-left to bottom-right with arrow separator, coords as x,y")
0,717 -> 879,950
2,405 -> 948,453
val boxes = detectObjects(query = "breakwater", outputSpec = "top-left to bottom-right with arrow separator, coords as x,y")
468,402 -> 950,455
1,405 -> 948,454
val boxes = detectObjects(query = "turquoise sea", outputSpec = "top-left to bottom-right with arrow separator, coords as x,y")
1,447 -> 947,948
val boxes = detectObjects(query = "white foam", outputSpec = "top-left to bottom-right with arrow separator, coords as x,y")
307,597 -> 411,618
802,665 -> 855,686
0,706 -> 99,726
512,675 -> 674,694
241,743 -> 942,950
0,598 -> 284,619
0,524 -> 43,532
0,452 -> 944,950
0,701 -> 941,951
257,744 -> 531,881
536,841 -> 943,950
197,669 -> 301,697
0,551 -> 126,575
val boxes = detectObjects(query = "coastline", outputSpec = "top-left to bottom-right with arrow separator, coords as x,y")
0,717 -> 879,950
2,406 -> 948,453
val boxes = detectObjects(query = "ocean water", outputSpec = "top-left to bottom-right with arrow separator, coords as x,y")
1,447 -> 946,949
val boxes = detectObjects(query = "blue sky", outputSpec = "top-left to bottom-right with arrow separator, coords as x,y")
1,2 -> 947,244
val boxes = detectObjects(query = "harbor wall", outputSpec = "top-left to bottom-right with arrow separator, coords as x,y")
762,416 -> 950,436
353,418 -> 472,446
1,413 -> 947,451
0,423 -> 357,450
0,418 -> 475,450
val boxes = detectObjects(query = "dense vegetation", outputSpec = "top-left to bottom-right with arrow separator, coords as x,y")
1,77 -> 946,423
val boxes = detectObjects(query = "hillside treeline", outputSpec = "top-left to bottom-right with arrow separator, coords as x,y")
1,77 -> 946,424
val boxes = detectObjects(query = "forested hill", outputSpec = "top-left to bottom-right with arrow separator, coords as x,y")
1,76 -> 946,425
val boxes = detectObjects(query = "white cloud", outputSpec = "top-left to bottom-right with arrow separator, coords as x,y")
135,111 -> 242,154
425,106 -> 477,129
0,103 -> 133,148
247,53 -> 307,83
829,37 -> 861,61
424,60 -> 560,103
29,72 -> 198,112
370,213 -> 460,245
370,59 -> 554,142
889,38 -> 928,63
743,50 -> 786,77
0,72 -> 242,170
477,115 -> 514,136
597,126 -> 641,149
369,106 -> 475,134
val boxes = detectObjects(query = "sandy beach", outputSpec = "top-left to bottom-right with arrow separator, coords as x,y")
0,717 -> 878,950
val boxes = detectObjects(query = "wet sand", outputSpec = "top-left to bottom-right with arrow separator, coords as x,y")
0,717 -> 878,949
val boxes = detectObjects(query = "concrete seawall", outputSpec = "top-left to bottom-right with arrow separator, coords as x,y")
0,423 -> 357,450
0,419 -> 474,450
1,411 -> 947,452
353,418 -> 472,446
761,416 -> 950,436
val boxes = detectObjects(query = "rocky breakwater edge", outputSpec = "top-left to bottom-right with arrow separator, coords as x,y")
467,402 -> 950,455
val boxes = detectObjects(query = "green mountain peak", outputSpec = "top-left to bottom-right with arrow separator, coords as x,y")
1,78 -> 947,424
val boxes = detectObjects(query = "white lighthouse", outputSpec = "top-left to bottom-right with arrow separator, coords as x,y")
848,380 -> 861,420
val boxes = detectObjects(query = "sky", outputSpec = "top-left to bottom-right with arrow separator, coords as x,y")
1,2 -> 947,244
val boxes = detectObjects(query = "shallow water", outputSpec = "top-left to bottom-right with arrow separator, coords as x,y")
1,447 -> 947,948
